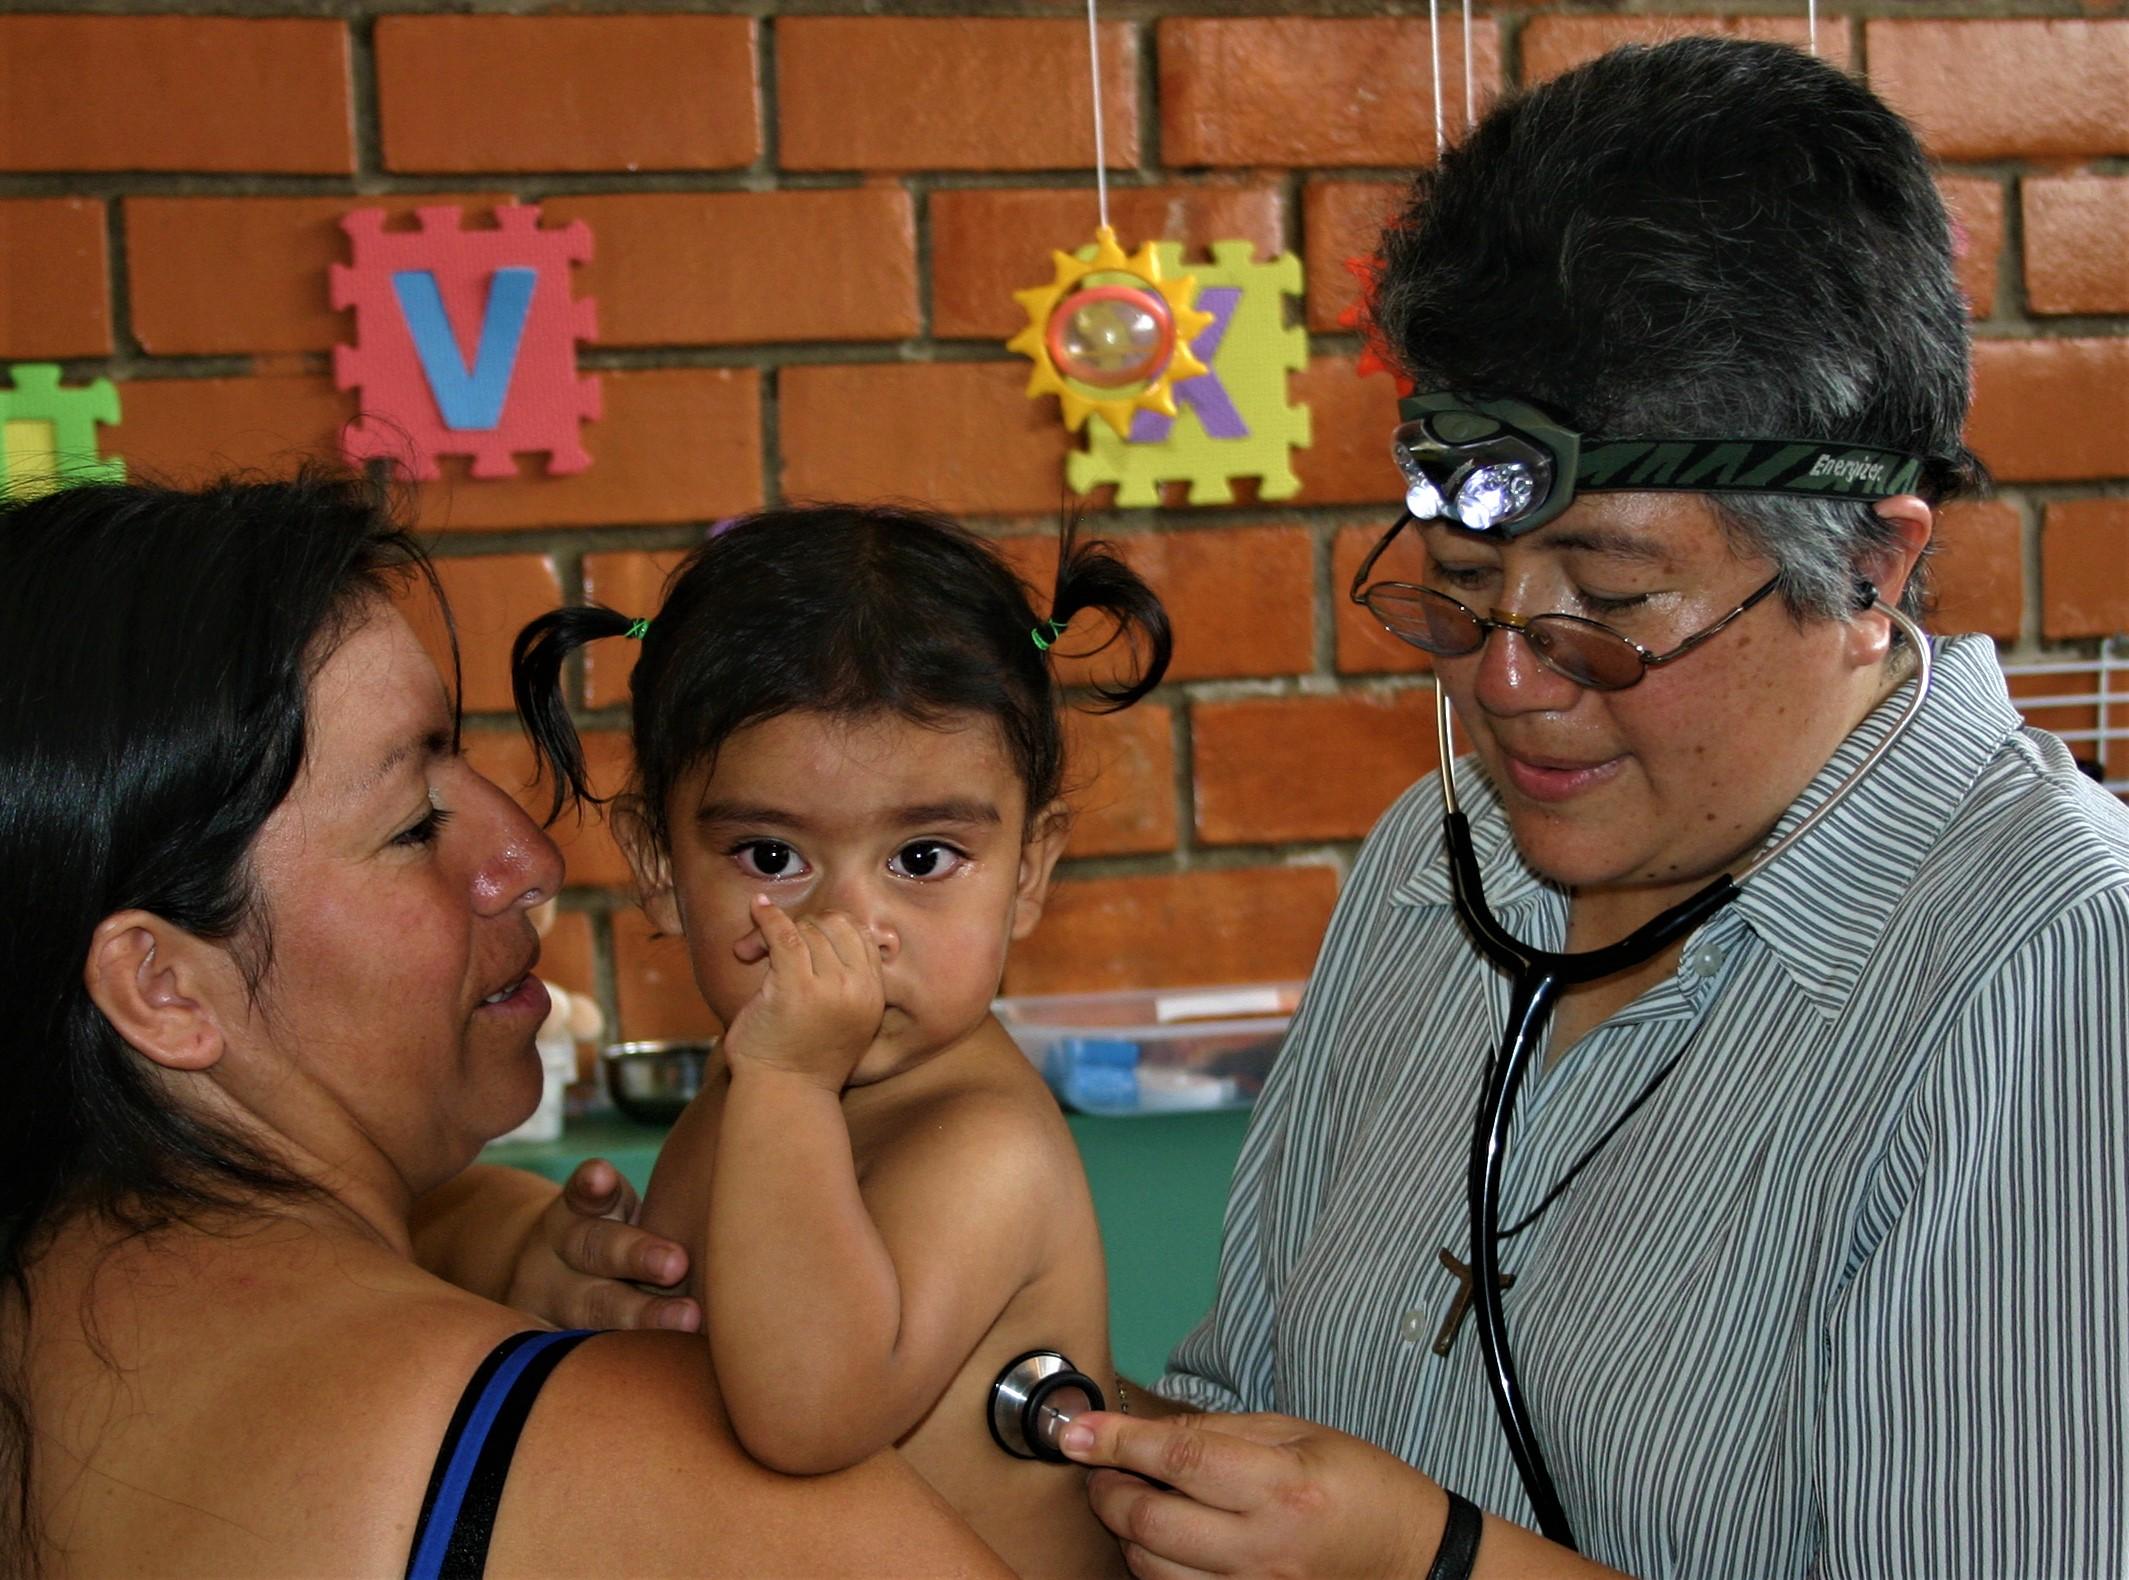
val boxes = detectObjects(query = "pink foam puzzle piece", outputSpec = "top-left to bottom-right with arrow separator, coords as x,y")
331,204 -> 600,480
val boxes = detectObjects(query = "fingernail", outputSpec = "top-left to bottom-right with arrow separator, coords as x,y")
1060,1424 -> 1095,1455
651,1249 -> 682,1283
659,1302 -> 702,1333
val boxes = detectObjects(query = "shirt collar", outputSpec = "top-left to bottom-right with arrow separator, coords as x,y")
1385,636 -> 2022,1013
1727,634 -> 2020,1012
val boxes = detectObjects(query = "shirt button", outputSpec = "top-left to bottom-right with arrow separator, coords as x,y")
1686,938 -> 1726,980
1399,1309 -> 1428,1344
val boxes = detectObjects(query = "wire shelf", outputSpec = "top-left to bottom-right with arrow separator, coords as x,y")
1999,644 -> 2129,797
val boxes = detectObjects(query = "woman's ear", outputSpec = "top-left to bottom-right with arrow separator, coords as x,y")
83,912 -> 231,1072
1009,800 -> 1074,942
612,795 -> 682,935
1849,495 -> 1935,665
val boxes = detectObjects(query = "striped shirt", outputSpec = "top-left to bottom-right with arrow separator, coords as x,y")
1160,635 -> 2128,1578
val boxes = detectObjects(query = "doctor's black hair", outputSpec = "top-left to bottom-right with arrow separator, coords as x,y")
1370,37 -> 1985,620
511,503 -> 1171,849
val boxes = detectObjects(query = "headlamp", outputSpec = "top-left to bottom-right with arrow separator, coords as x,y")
1392,391 -> 1938,540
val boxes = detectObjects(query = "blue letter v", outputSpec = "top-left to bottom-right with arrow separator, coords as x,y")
392,267 -> 537,431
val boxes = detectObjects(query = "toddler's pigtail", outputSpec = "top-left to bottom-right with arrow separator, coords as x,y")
1042,516 -> 1174,711
510,605 -> 640,823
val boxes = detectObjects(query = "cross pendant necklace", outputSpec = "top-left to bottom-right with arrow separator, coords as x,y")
1431,1247 -> 1514,1355
1432,1030 -> 1705,1357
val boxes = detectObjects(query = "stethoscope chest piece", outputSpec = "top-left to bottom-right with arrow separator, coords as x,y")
987,1349 -> 1106,1462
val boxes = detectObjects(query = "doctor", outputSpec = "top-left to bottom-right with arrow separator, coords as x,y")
1061,37 -> 2127,1580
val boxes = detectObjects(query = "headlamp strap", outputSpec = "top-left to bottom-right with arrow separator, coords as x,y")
1575,437 -> 1927,504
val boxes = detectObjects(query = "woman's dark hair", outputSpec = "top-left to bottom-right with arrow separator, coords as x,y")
0,469 -> 441,1574
1372,37 -> 1985,619
513,504 -> 1171,847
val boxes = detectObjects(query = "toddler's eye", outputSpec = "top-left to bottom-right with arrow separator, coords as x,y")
733,840 -> 808,880
889,841 -> 966,881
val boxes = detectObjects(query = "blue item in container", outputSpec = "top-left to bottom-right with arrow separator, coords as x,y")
1047,1036 -> 1142,1113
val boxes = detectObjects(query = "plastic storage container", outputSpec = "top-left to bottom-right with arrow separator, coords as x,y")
995,982 -> 1303,1115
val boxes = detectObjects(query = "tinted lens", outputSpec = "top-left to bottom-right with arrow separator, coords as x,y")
1525,616 -> 1648,690
1365,586 -> 1485,655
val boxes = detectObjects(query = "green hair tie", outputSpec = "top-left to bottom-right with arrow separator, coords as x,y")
623,617 -> 652,641
1030,617 -> 1069,653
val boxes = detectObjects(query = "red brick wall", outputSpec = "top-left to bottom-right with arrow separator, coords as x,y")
3,7 -> 2123,1043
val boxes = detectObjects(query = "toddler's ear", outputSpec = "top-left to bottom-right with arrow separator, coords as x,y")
612,796 -> 682,936
1009,800 -> 1073,941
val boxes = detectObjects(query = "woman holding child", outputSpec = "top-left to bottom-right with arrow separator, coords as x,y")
0,473 -> 1020,1577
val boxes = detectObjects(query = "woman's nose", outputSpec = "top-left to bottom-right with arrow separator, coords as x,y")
468,783 -> 566,916
1470,620 -> 1582,716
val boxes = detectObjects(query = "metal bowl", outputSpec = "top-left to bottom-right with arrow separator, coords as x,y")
601,1039 -> 716,1126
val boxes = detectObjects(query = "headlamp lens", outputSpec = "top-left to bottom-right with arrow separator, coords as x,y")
1454,464 -> 1537,532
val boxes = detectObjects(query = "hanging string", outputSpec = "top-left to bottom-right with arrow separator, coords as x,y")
1462,0 -> 1475,131
1086,0 -> 1109,231
1429,0 -> 1445,159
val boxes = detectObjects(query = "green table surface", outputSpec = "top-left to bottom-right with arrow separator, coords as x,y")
484,1106 -> 1251,1383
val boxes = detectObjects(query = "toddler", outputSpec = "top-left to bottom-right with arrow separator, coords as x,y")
512,505 -> 1170,1578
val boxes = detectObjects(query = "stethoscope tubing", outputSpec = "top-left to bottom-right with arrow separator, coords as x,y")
1441,602 -> 1934,1552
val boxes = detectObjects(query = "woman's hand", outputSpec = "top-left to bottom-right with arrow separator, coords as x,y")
503,1158 -> 703,1332
1059,1409 -> 1446,1579
722,895 -> 885,1093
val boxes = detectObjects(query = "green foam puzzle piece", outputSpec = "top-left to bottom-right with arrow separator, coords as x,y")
1066,240 -> 1311,508
0,363 -> 124,498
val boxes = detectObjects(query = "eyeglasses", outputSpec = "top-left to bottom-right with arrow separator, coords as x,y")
1348,514 -> 1783,691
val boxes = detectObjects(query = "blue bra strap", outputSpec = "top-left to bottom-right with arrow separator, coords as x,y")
405,1329 -> 597,1580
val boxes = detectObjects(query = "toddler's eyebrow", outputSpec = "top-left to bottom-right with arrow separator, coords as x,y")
694,798 -> 1002,830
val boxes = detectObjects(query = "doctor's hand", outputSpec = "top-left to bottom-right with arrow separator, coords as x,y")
721,894 -> 885,1093
1059,1408 -> 1448,1579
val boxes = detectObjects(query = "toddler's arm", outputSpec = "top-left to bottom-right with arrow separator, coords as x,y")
705,897 -> 1056,1474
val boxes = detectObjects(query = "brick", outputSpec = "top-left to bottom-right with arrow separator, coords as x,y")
1159,18 -> 1500,168
1939,176 -> 2005,321
429,554 -> 564,716
1194,692 -> 1441,846
931,185 -> 1284,341
2005,667 -> 2098,744
780,362 -> 1067,519
126,194 -> 503,357
581,549 -> 694,709
375,16 -> 757,174
1967,338 -> 2129,484
112,375 -> 352,485
1334,523 -> 1434,677
1867,21 -> 2129,161
408,369 -> 762,532
1926,500 -> 2023,642
1291,356 -> 1407,507
1063,704 -> 1177,859
779,19 -> 1136,173
1520,16 -> 1851,84
2041,499 -> 2129,640
544,191 -> 916,347
611,907 -> 721,1043
998,525 -> 1315,686
0,199 -> 109,358
2022,175 -> 2129,316
1003,865 -> 1340,996
0,17 -> 350,174
463,726 -> 636,891
1303,182 -> 1406,335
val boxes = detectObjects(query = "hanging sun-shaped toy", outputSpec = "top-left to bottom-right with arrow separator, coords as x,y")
1009,225 -> 1215,438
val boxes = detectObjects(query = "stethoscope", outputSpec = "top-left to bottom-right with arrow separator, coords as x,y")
1443,593 -> 1934,1550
